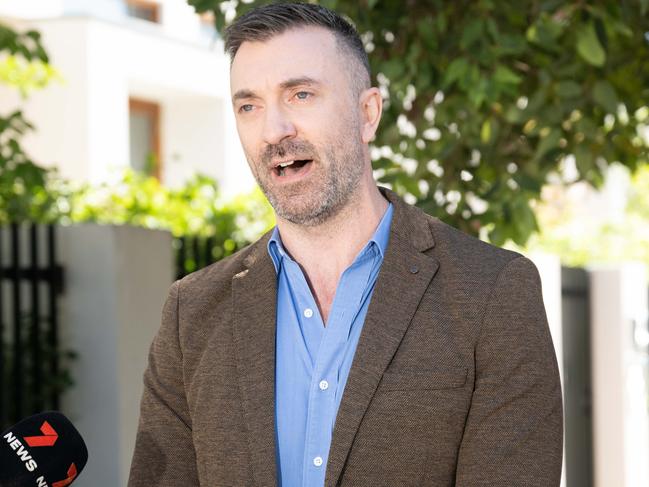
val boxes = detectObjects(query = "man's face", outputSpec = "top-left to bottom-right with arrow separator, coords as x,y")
230,27 -> 366,226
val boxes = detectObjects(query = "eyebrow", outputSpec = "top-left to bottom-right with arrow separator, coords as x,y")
232,76 -> 322,103
279,76 -> 321,90
232,89 -> 259,103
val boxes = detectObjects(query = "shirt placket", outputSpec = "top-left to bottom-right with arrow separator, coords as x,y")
302,296 -> 335,486
302,249 -> 377,486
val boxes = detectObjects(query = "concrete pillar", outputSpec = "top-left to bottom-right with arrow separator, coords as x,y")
528,252 -> 566,487
57,225 -> 173,486
590,263 -> 649,487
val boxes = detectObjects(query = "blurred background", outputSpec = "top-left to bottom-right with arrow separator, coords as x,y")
0,1 -> 647,486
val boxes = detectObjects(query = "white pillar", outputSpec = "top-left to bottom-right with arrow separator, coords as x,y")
590,263 -> 649,487
528,252 -> 565,487
58,225 -> 173,487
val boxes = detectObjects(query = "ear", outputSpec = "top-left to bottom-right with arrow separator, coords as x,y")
359,87 -> 383,144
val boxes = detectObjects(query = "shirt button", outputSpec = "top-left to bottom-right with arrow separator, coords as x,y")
304,308 -> 314,318
319,380 -> 329,391
313,456 -> 323,467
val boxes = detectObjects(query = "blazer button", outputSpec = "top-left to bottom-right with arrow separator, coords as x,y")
409,265 -> 419,274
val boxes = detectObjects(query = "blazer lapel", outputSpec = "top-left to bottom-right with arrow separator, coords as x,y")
231,235 -> 278,487
325,189 -> 440,487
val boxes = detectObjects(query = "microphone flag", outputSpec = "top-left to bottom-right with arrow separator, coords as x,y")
0,411 -> 88,487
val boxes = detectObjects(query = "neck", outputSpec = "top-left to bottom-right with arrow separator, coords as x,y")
275,175 -> 389,278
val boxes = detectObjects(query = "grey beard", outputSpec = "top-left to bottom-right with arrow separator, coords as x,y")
254,125 -> 365,227
267,166 -> 347,227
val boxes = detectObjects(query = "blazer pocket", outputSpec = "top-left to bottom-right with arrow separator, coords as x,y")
379,366 -> 468,392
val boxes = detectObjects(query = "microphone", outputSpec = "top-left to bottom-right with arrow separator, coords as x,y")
0,411 -> 88,487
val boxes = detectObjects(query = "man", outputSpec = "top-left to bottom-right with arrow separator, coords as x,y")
128,3 -> 563,487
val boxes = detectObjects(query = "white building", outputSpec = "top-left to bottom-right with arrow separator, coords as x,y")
0,0 -> 255,195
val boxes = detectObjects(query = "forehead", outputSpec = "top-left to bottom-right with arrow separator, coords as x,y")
230,26 -> 343,94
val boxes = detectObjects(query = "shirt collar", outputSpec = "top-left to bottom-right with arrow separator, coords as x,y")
267,202 -> 394,274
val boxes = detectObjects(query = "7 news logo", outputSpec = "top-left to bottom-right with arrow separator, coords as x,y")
3,420 -> 78,487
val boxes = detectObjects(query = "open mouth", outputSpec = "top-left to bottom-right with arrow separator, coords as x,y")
275,159 -> 313,177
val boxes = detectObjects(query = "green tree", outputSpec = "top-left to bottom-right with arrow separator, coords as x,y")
189,0 -> 649,245
0,22 -> 61,223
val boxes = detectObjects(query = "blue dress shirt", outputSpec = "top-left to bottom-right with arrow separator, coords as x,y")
268,203 -> 393,487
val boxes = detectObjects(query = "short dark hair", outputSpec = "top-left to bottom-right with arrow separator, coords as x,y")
224,2 -> 370,90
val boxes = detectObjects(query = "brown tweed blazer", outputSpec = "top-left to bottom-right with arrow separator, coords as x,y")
128,188 -> 563,487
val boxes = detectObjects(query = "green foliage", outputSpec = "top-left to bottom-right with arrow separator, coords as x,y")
65,169 -> 274,275
0,110 -> 69,224
64,169 -> 274,275
0,23 -> 49,63
68,169 -> 274,241
0,54 -> 60,97
189,0 -> 649,245
0,22 -> 61,224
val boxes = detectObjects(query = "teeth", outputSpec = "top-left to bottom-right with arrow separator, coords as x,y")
278,161 -> 294,168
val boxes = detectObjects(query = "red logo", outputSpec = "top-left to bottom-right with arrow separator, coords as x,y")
52,463 -> 77,487
23,421 -> 59,447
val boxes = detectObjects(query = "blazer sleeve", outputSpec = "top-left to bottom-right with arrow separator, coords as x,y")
455,256 -> 563,486
128,280 -> 200,487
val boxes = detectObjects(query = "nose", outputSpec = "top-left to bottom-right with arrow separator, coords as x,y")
261,104 -> 297,146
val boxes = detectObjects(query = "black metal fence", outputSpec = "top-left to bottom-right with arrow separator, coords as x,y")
0,223 -> 64,430
561,266 -> 594,487
175,235 -> 234,280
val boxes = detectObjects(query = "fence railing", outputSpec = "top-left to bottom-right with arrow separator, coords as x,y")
175,235 -> 240,280
0,223 -> 64,429
175,236 -> 215,280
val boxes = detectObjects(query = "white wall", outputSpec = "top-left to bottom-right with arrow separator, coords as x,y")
0,1 -> 255,194
0,0 -> 65,18
57,225 -> 173,487
163,95 -> 226,186
0,0 -> 214,43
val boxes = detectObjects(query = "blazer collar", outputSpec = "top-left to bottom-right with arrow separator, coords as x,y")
325,188 -> 439,486
241,186 -> 435,265
379,186 -> 435,252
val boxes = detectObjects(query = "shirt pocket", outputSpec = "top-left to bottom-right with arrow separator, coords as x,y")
379,366 -> 468,392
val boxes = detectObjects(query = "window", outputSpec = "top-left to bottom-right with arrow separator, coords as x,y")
129,98 -> 161,178
126,0 -> 160,23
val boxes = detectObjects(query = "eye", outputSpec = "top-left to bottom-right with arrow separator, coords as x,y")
239,104 -> 254,113
295,91 -> 311,100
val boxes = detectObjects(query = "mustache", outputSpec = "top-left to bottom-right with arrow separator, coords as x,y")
261,139 -> 317,165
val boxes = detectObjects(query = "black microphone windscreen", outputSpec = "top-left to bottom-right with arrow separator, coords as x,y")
0,411 -> 88,487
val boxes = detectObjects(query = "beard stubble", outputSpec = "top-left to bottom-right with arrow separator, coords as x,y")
251,121 -> 365,227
